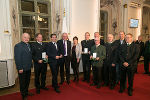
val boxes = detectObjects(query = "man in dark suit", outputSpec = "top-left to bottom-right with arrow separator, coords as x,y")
14,33 -> 34,100
32,33 -> 49,94
103,34 -> 117,89
135,35 -> 144,73
46,34 -> 61,93
113,31 -> 126,84
119,33 -> 139,96
57,33 -> 71,85
81,32 -> 93,83
144,35 -> 150,74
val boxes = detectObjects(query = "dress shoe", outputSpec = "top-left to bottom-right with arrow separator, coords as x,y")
67,81 -> 70,85
90,83 -> 97,86
73,77 -> 76,82
27,92 -> 34,96
22,96 -> 27,100
144,72 -> 149,74
102,83 -> 109,87
55,88 -> 61,93
86,80 -> 90,83
36,89 -> 40,94
119,89 -> 124,93
60,81 -> 64,85
110,84 -> 115,90
41,87 -> 49,91
96,84 -> 101,89
128,90 -> 133,96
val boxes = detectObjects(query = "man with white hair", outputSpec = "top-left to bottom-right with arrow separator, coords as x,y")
57,33 -> 71,85
90,37 -> 106,88
14,33 -> 34,100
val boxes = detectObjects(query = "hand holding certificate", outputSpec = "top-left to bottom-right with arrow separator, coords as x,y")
84,48 -> 88,54
42,52 -> 48,63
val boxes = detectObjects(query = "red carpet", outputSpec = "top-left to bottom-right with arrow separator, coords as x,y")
0,64 -> 150,100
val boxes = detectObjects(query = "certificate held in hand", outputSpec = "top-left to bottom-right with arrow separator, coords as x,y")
93,53 -> 97,59
42,52 -> 48,63
84,48 -> 88,54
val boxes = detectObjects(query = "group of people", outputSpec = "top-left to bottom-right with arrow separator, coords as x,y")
14,32 -> 150,100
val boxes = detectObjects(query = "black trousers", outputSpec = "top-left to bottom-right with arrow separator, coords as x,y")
103,64 -> 110,85
93,66 -> 102,85
109,66 -> 116,85
49,61 -> 59,88
34,62 -> 47,90
120,67 -> 135,91
18,70 -> 31,98
71,59 -> 79,79
144,54 -> 150,73
82,55 -> 91,81
59,56 -> 70,82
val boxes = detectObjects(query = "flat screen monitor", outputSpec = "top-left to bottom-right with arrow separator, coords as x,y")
130,19 -> 139,28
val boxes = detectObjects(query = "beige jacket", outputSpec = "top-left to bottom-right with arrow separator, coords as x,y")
71,43 -> 82,59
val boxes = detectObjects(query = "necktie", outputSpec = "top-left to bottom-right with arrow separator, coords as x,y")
54,42 -> 57,49
63,41 -> 66,55
27,44 -> 31,51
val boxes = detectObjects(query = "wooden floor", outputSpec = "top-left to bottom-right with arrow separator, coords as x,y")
0,70 -> 83,96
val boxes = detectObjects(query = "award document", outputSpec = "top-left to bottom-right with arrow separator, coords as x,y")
84,48 -> 88,54
42,52 -> 46,59
93,53 -> 97,59
42,52 -> 48,63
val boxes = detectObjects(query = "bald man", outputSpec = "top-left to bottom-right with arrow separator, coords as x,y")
14,33 -> 34,100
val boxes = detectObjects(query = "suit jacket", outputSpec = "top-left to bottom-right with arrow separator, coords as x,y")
14,41 -> 32,71
113,39 -> 126,63
90,45 -> 106,67
144,40 -> 150,56
57,39 -> 71,57
119,42 -> 140,70
104,42 -> 117,65
135,40 -> 144,56
31,42 -> 47,63
71,43 -> 82,59
46,42 -> 59,63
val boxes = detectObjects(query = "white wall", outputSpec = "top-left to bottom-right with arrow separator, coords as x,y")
0,0 -> 13,60
70,0 -> 99,42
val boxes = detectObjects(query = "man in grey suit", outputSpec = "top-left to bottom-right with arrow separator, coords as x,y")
14,33 -> 34,100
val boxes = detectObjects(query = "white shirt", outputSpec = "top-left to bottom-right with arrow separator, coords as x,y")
63,40 -> 67,56
37,41 -> 42,45
52,42 -> 57,49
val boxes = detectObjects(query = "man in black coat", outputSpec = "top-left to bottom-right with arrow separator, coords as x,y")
31,33 -> 49,94
119,33 -> 139,96
14,33 -> 34,100
144,35 -> 150,74
81,32 -> 93,83
103,34 -> 117,89
57,33 -> 71,84
135,35 -> 144,73
46,34 -> 61,93
113,31 -> 126,84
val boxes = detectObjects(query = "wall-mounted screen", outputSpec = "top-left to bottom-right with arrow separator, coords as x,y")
129,19 -> 139,28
